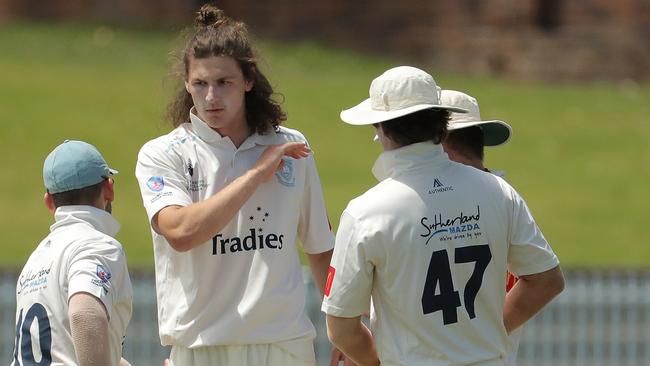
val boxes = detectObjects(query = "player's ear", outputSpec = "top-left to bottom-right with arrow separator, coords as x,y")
44,192 -> 56,214
103,178 -> 115,203
244,78 -> 254,92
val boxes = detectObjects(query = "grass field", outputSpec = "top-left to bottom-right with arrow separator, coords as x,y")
1,22 -> 648,269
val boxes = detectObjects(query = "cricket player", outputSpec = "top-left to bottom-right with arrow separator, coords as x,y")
12,140 -> 133,366
440,89 -> 523,366
135,4 -> 335,366
322,66 -> 565,366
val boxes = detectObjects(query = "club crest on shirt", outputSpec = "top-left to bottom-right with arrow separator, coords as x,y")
147,176 -> 165,192
275,158 -> 295,187
96,265 -> 112,283
92,265 -> 112,294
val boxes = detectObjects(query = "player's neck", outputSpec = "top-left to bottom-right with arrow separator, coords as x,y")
215,117 -> 250,149
452,154 -> 485,171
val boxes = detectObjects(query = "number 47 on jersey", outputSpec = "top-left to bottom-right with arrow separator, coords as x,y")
421,244 -> 492,325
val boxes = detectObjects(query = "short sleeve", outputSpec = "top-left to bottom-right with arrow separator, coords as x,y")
321,210 -> 374,317
298,153 -> 335,254
135,141 -> 193,223
67,241 -> 129,318
507,189 -> 560,276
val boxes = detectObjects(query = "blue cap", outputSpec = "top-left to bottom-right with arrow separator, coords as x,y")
43,140 -> 118,194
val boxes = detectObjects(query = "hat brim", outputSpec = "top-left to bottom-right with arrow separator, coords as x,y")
341,99 -> 468,126
448,120 -> 512,146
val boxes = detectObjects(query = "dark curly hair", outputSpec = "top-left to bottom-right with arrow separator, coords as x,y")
166,4 -> 286,133
377,108 -> 450,146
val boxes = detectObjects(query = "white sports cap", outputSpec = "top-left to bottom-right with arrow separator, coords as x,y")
341,66 -> 467,125
441,90 -> 512,146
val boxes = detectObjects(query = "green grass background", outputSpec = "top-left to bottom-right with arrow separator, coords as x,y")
1,22 -> 648,269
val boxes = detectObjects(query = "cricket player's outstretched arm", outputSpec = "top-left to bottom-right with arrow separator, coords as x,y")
68,293 -> 112,366
154,142 -> 311,252
503,265 -> 565,333
307,250 -> 334,295
326,315 -> 380,366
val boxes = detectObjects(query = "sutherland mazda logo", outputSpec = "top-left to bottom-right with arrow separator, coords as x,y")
420,206 -> 481,245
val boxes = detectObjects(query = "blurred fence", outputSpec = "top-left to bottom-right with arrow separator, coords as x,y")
2,269 -> 650,365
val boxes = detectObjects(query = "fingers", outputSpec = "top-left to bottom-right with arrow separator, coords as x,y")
344,357 -> 359,366
330,347 -> 345,366
253,142 -> 311,182
281,142 -> 311,159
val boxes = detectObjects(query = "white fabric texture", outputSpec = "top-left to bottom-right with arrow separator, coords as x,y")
322,142 -> 558,366
12,206 -> 132,366
169,344 -> 315,366
135,111 -> 334,361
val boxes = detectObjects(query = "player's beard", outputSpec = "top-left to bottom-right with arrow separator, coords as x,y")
104,201 -> 112,214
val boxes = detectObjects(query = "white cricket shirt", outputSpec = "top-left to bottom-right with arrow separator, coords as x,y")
135,111 -> 334,360
322,142 -> 559,366
12,206 -> 133,366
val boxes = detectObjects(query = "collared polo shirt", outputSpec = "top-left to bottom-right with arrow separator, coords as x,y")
13,206 -> 133,366
322,142 -> 558,366
135,111 -> 334,360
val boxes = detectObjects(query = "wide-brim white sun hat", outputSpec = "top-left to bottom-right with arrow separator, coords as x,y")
340,66 -> 467,125
440,90 -> 512,146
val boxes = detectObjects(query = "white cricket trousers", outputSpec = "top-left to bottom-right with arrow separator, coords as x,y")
168,344 -> 316,366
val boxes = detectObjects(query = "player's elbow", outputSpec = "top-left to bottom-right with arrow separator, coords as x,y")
155,209 -> 205,252
326,324 -> 345,349
523,265 -> 565,300
547,266 -> 565,298
164,232 -> 201,252
326,314 -> 356,348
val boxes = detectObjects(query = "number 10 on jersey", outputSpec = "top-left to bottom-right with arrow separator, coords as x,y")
421,244 -> 492,325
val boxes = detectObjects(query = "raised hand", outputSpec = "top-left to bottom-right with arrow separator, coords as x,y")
253,142 -> 311,182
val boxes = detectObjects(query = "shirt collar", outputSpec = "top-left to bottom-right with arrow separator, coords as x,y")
371,142 -> 449,181
189,108 -> 280,149
189,107 -> 228,144
51,206 -> 120,237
